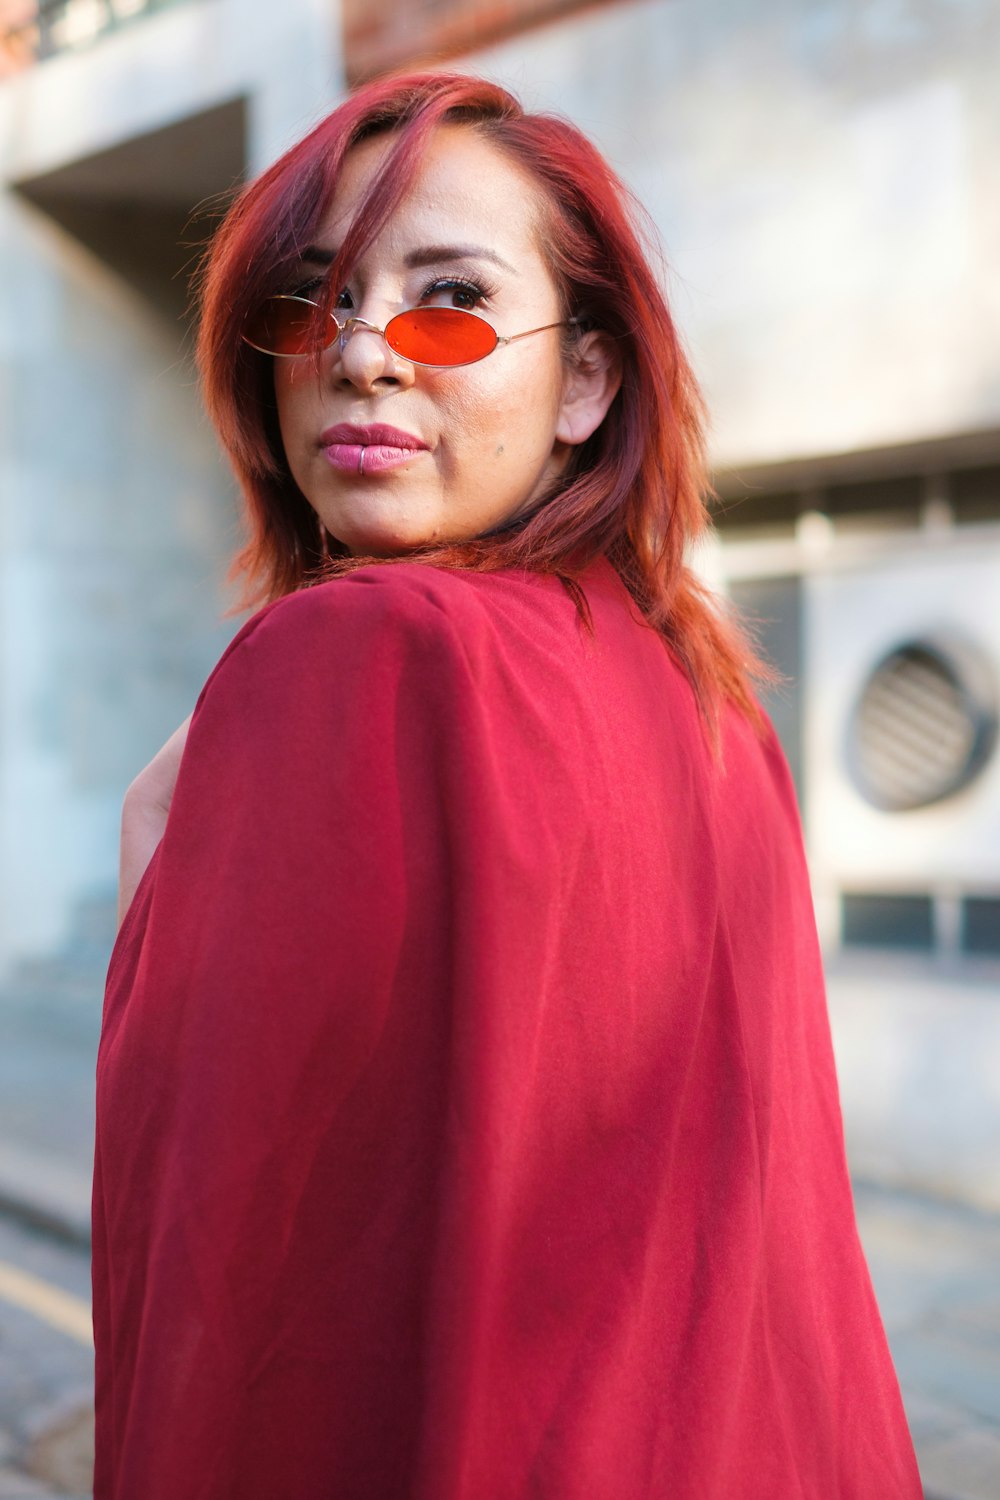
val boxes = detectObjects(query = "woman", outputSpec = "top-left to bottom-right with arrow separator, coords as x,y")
92,72 -> 921,1499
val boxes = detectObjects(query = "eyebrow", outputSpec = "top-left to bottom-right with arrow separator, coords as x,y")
298,242 -> 519,276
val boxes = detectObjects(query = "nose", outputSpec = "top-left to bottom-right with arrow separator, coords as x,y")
331,316 -> 415,393
337,317 -> 384,350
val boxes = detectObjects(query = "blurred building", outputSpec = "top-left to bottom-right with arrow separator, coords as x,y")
1,0 -> 999,1201
0,0 -> 341,965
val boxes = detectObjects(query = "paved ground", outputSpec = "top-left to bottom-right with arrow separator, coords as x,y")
2,1189 -> 998,1498
0,908 -> 997,1497
0,1212 -> 93,1498
856,1184 -> 1000,1500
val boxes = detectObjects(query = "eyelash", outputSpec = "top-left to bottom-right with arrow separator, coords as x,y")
287,274 -> 497,309
419,275 -> 497,309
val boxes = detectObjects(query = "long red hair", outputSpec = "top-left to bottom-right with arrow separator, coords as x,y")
195,72 -> 768,726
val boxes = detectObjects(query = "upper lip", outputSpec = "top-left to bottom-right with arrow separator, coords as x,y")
319,422 -> 428,450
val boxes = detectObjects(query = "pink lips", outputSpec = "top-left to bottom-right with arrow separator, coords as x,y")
320,422 -> 428,476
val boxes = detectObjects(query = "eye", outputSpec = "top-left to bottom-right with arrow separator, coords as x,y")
420,276 -> 495,312
287,276 -> 325,299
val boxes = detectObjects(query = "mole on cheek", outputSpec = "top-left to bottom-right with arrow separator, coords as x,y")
496,443 -> 505,455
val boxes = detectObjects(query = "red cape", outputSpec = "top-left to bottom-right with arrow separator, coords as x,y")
92,558 -> 920,1498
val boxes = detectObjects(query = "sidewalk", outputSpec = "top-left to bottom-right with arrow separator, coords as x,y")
0,924 -> 998,1498
855,1183 -> 1000,1500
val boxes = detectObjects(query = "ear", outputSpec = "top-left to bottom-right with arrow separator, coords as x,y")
555,330 -> 623,446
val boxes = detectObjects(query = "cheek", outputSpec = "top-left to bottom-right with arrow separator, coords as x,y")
439,361 -> 563,462
273,366 -> 322,437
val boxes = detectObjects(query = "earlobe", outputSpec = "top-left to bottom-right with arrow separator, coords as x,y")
555,331 -> 623,447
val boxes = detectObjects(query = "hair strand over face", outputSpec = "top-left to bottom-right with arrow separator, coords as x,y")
194,71 -> 772,733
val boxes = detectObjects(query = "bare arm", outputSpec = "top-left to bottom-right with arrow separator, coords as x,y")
117,715 -> 192,929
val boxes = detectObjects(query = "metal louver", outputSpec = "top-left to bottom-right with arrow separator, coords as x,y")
848,639 -> 998,811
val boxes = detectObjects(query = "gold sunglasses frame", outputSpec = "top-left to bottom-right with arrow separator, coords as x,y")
242,294 -> 578,369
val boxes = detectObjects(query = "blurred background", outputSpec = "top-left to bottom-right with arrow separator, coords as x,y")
0,0 -> 998,1495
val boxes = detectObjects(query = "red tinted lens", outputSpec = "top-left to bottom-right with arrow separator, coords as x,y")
243,296 -> 334,356
384,308 -> 498,366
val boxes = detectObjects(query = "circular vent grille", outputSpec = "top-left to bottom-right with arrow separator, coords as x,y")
849,639 -> 998,811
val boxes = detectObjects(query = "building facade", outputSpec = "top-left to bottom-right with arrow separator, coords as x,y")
2,0 -> 999,1202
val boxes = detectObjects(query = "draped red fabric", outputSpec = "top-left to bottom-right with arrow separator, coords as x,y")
91,557 -> 921,1499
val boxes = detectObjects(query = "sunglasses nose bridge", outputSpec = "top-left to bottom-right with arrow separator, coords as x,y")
336,316 -> 387,355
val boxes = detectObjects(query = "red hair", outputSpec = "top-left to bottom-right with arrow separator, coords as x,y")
195,72 -> 768,727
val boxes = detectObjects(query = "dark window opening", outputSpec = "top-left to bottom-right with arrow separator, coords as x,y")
728,576 -> 803,803
951,466 -> 1000,525
712,460 -> 1000,536
962,898 -> 1000,956
842,893 -> 934,951
823,475 -> 923,517
710,490 -> 801,532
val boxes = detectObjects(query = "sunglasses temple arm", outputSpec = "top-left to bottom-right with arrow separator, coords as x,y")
504,318 -> 580,347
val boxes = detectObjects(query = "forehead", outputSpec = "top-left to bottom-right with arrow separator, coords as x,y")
318,124 -> 549,262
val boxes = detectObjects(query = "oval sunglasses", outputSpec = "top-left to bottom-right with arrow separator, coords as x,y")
242,293 -> 577,368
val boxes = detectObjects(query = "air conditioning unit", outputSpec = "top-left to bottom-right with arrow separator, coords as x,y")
803,537 -> 1000,950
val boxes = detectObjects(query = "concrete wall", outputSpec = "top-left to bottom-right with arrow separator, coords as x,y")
0,189 -> 234,960
829,964 -> 1000,1213
460,0 -> 1000,472
1,0 -> 343,181
0,0 -> 344,969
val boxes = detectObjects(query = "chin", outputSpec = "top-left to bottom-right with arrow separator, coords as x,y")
332,524 -> 443,559
327,504 -> 471,558
320,490 -> 453,558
